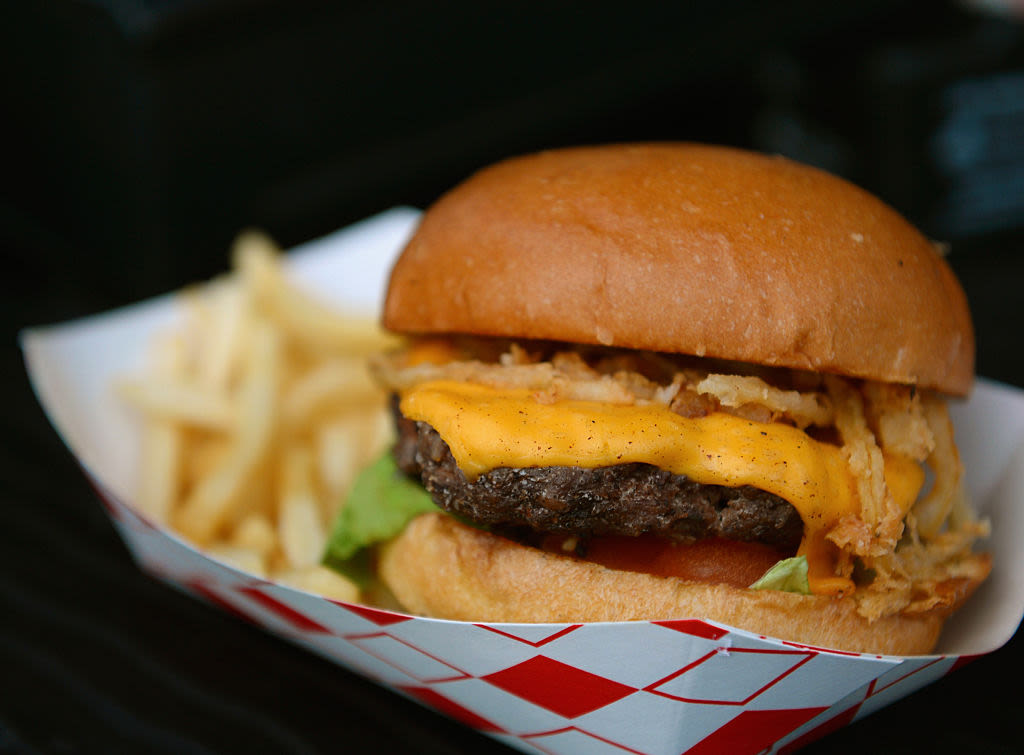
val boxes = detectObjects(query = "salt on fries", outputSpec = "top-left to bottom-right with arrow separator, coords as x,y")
117,232 -> 399,601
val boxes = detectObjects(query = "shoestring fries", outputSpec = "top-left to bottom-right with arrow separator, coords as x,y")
117,231 -> 397,601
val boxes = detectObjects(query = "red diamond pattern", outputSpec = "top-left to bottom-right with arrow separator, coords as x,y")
237,586 -> 330,633
184,579 -> 257,626
682,707 -> 827,755
475,623 -> 581,647
400,686 -> 504,733
341,603 -> 413,626
525,725 -> 649,754
653,619 -> 730,641
346,632 -> 470,683
647,648 -> 816,705
482,655 -> 636,718
778,704 -> 860,753
869,656 -> 943,698
947,653 -> 981,674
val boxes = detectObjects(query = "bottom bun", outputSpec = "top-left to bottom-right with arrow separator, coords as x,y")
378,512 -> 945,656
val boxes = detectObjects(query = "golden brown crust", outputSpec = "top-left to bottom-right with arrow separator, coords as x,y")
384,143 -> 974,396
379,513 -> 946,656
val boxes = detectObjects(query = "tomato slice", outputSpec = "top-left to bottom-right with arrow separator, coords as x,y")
542,534 -> 790,589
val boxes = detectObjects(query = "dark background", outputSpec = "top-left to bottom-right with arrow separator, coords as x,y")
3,1 -> 1024,752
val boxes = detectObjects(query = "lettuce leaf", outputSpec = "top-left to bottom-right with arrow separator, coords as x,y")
749,555 -> 810,594
322,452 -> 438,585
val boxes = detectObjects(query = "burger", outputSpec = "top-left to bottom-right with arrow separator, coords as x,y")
335,143 -> 992,655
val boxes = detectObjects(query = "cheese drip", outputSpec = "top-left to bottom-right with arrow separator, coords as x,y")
400,380 -> 924,595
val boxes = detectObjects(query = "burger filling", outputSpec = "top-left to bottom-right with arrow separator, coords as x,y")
394,407 -> 803,549
367,337 -> 991,623
394,410 -> 802,588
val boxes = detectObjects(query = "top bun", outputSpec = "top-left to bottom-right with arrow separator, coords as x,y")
384,143 -> 974,395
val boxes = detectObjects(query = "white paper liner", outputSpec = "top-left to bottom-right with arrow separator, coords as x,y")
21,208 -> 1024,754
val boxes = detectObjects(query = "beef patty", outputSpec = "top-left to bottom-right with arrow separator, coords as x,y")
393,406 -> 803,550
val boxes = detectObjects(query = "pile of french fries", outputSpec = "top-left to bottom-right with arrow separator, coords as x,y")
117,231 -> 400,601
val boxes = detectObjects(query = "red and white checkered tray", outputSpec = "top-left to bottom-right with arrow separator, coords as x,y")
23,209 -> 1024,754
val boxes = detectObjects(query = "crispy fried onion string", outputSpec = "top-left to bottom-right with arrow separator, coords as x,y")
695,374 -> 833,428
825,375 -> 904,556
854,396 -> 990,621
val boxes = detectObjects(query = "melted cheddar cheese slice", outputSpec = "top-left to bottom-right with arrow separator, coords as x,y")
399,379 -> 925,595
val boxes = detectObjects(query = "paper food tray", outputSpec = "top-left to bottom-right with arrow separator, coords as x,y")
21,208 -> 1024,754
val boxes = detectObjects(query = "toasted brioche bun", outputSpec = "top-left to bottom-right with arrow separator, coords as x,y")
384,143 -> 973,395
380,513 -> 946,656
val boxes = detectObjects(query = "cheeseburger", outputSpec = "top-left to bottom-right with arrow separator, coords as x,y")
363,143 -> 991,655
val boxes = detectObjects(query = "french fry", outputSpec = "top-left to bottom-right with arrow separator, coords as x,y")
117,378 -> 235,431
122,227 -> 389,600
282,357 -> 382,432
316,420 -> 361,520
205,544 -> 268,578
316,407 -> 394,521
233,230 -> 399,356
278,444 -> 326,569
182,434 -> 232,489
175,318 -> 280,543
274,565 -> 359,603
231,511 -> 278,559
196,281 -> 249,391
135,335 -> 186,524
231,450 -> 276,524
362,405 -> 395,462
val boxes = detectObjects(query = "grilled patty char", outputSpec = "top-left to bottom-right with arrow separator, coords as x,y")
393,405 -> 803,550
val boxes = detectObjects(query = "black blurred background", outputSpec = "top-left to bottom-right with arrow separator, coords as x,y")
3,1 -> 1024,753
